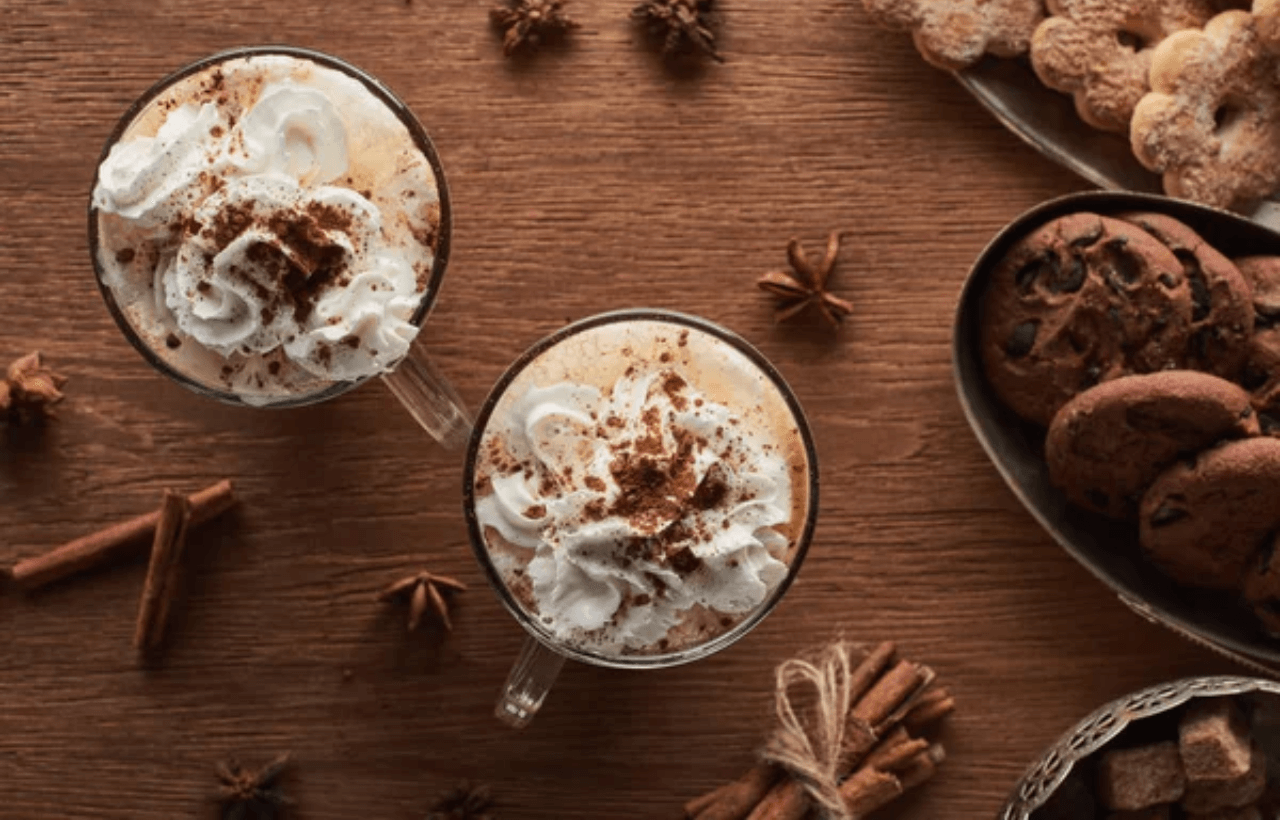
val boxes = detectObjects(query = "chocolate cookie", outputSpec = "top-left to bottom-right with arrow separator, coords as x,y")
1117,212 -> 1254,380
1139,437 -> 1280,589
1234,255 -> 1280,435
1046,370 -> 1259,519
1241,531 -> 1280,635
981,212 -> 1195,427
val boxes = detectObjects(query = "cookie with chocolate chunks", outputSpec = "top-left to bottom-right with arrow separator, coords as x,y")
1046,370 -> 1259,519
1242,531 -> 1280,635
981,212 -> 1195,427
1139,437 -> 1280,590
1117,212 -> 1254,380
1234,255 -> 1280,436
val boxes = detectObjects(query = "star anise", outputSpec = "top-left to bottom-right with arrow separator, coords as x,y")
756,231 -> 855,327
215,753 -> 293,820
0,351 -> 67,424
427,781 -> 495,820
631,0 -> 723,63
490,0 -> 579,56
378,570 -> 468,631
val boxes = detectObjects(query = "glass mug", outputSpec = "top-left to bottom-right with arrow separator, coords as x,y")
463,309 -> 820,727
88,46 -> 471,448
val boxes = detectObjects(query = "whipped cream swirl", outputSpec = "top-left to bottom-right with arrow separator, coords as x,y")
93,102 -> 229,231
93,62 -> 436,389
476,369 -> 793,654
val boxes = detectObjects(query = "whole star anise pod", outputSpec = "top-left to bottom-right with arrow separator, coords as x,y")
490,0 -> 579,56
756,232 -> 855,327
631,0 -> 723,62
427,781 -> 494,820
377,570 -> 468,631
215,753 -> 293,820
0,351 -> 67,424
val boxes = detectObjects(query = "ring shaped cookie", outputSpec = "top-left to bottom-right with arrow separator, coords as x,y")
1030,0 -> 1227,133
1130,10 -> 1280,211
860,0 -> 1043,70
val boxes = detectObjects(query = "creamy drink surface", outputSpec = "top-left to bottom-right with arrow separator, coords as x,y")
92,53 -> 442,404
471,319 -> 812,657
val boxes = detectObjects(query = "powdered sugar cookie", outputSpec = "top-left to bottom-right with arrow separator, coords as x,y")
860,0 -> 1045,70
1130,10 -> 1280,211
1030,0 -> 1230,133
1255,0 -> 1280,44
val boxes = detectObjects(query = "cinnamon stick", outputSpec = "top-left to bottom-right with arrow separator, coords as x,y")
901,687 -> 955,735
10,479 -> 234,589
133,490 -> 191,652
744,777 -> 804,820
840,660 -> 930,768
863,728 -> 929,773
840,766 -> 902,817
846,641 -> 896,705
690,763 -> 780,820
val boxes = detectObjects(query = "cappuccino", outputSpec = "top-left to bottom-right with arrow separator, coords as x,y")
91,51 -> 444,404
470,316 -> 813,657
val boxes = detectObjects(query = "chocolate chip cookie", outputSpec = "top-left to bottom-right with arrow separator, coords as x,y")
1139,437 -> 1280,589
1046,370 -> 1259,519
1117,212 -> 1254,380
1234,255 -> 1280,436
981,212 -> 1195,427
1242,531 -> 1280,635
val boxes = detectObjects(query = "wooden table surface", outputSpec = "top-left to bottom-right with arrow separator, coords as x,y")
0,2 -> 1252,818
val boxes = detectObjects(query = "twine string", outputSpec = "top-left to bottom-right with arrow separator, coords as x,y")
760,640 -> 862,820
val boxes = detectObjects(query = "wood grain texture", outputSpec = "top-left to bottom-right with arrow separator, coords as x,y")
0,1 -> 1248,818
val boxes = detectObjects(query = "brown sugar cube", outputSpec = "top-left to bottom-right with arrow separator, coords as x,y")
1186,807 -> 1263,820
1099,742 -> 1186,811
1182,743 -> 1267,813
1107,807 -> 1173,820
1180,698 -> 1253,782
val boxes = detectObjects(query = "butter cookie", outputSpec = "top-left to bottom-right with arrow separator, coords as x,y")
1130,10 -> 1280,211
860,0 -> 1044,70
1030,0 -> 1228,133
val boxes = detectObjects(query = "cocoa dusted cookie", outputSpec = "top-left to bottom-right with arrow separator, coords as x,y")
1046,370 -> 1258,519
981,212 -> 1194,427
1117,212 -> 1254,380
1242,531 -> 1280,635
1234,256 -> 1280,435
1139,437 -> 1280,590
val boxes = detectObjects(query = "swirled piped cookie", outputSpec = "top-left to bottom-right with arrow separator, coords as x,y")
1130,10 -> 1280,212
1030,0 -> 1230,133
859,0 -> 1044,70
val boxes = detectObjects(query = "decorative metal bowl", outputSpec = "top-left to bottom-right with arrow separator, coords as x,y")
953,189 -> 1280,668
998,676 -> 1280,819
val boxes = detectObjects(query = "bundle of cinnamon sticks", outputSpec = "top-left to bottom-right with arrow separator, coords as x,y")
684,641 -> 954,820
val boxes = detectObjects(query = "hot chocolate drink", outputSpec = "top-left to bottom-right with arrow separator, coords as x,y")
90,50 -> 445,405
468,315 -> 814,658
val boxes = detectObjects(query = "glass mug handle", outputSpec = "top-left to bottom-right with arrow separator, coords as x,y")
380,340 -> 473,451
495,635 -> 568,728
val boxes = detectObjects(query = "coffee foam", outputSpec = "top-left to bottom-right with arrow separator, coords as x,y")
92,53 -> 442,404
472,318 -> 812,658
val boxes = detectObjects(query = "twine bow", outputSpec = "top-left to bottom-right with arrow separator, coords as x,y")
759,641 -> 867,820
